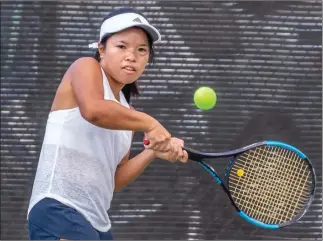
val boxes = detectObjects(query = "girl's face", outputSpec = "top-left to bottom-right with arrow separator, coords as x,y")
99,27 -> 150,86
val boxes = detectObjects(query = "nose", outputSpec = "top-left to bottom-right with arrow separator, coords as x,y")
125,50 -> 136,62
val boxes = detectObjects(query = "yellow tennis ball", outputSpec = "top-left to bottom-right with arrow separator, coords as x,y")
193,87 -> 217,110
237,169 -> 244,177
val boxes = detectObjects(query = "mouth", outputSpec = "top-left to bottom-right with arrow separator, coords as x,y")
122,66 -> 136,74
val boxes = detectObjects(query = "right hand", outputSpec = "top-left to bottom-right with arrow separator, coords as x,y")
144,121 -> 171,152
155,138 -> 188,163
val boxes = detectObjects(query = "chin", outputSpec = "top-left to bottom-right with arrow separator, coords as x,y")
120,76 -> 140,84
115,72 -> 142,85
118,78 -> 138,85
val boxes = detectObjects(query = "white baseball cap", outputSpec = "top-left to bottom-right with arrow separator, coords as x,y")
89,8 -> 161,48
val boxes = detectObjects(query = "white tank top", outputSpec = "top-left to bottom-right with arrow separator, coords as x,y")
27,68 -> 132,232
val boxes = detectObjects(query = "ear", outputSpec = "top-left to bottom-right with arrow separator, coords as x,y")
98,43 -> 105,57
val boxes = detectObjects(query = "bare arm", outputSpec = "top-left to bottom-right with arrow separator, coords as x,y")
114,148 -> 156,192
114,137 -> 188,192
70,57 -> 156,132
114,106 -> 156,192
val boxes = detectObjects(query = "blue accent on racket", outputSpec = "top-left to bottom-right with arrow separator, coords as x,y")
238,211 -> 279,229
143,139 -> 316,229
200,161 -> 222,184
266,140 -> 307,159
182,141 -> 316,229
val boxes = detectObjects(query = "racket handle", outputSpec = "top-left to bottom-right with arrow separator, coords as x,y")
142,139 -> 202,161
143,138 -> 196,159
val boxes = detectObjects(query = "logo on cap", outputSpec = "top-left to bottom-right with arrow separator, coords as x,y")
133,17 -> 142,23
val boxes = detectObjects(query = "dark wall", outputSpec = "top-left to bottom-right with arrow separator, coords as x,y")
1,1 -> 321,240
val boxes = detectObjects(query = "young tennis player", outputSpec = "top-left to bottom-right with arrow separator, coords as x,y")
27,8 -> 188,240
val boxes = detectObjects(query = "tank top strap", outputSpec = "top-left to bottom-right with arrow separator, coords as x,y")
100,68 -> 130,109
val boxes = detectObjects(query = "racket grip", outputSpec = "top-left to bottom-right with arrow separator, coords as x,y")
143,138 -> 150,146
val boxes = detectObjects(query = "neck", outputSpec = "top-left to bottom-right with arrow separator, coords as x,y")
100,66 -> 124,102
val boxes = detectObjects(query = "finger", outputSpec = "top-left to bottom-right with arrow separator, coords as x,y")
167,143 -> 176,162
180,150 -> 188,163
178,138 -> 184,148
171,141 -> 181,162
147,141 -> 158,150
143,133 -> 171,151
162,140 -> 172,152
166,150 -> 175,162
154,143 -> 165,152
176,141 -> 183,160
144,139 -> 162,151
163,151 -> 173,162
173,138 -> 184,151
145,137 -> 170,152
162,139 -> 173,152
172,141 -> 181,162
175,138 -> 184,153
150,137 -> 166,152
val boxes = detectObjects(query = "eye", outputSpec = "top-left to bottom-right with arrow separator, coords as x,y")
116,45 -> 126,49
138,47 -> 149,54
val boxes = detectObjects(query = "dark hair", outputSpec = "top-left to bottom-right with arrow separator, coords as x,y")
93,9 -> 156,104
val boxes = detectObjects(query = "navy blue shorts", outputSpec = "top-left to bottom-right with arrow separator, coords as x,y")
28,198 -> 113,240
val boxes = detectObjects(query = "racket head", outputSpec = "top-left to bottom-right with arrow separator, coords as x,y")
224,141 -> 316,228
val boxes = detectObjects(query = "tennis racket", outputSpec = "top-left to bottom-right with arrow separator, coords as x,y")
143,139 -> 316,229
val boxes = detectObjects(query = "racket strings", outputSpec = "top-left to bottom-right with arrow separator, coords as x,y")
276,149 -> 308,221
289,155 -> 311,220
249,147 -> 279,223
268,148 -> 310,223
232,147 -> 311,223
237,147 -> 289,223
256,147 -> 309,223
228,146 -> 312,225
238,147 -> 311,223
231,148 -> 284,221
230,155 -> 305,224
231,157 -> 310,197
239,147 -> 285,222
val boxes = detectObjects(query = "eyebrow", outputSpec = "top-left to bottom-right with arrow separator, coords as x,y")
117,40 -> 148,46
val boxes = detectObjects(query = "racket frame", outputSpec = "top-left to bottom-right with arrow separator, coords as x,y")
185,140 -> 316,229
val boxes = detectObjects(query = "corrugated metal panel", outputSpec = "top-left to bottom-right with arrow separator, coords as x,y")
1,1 -> 321,240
